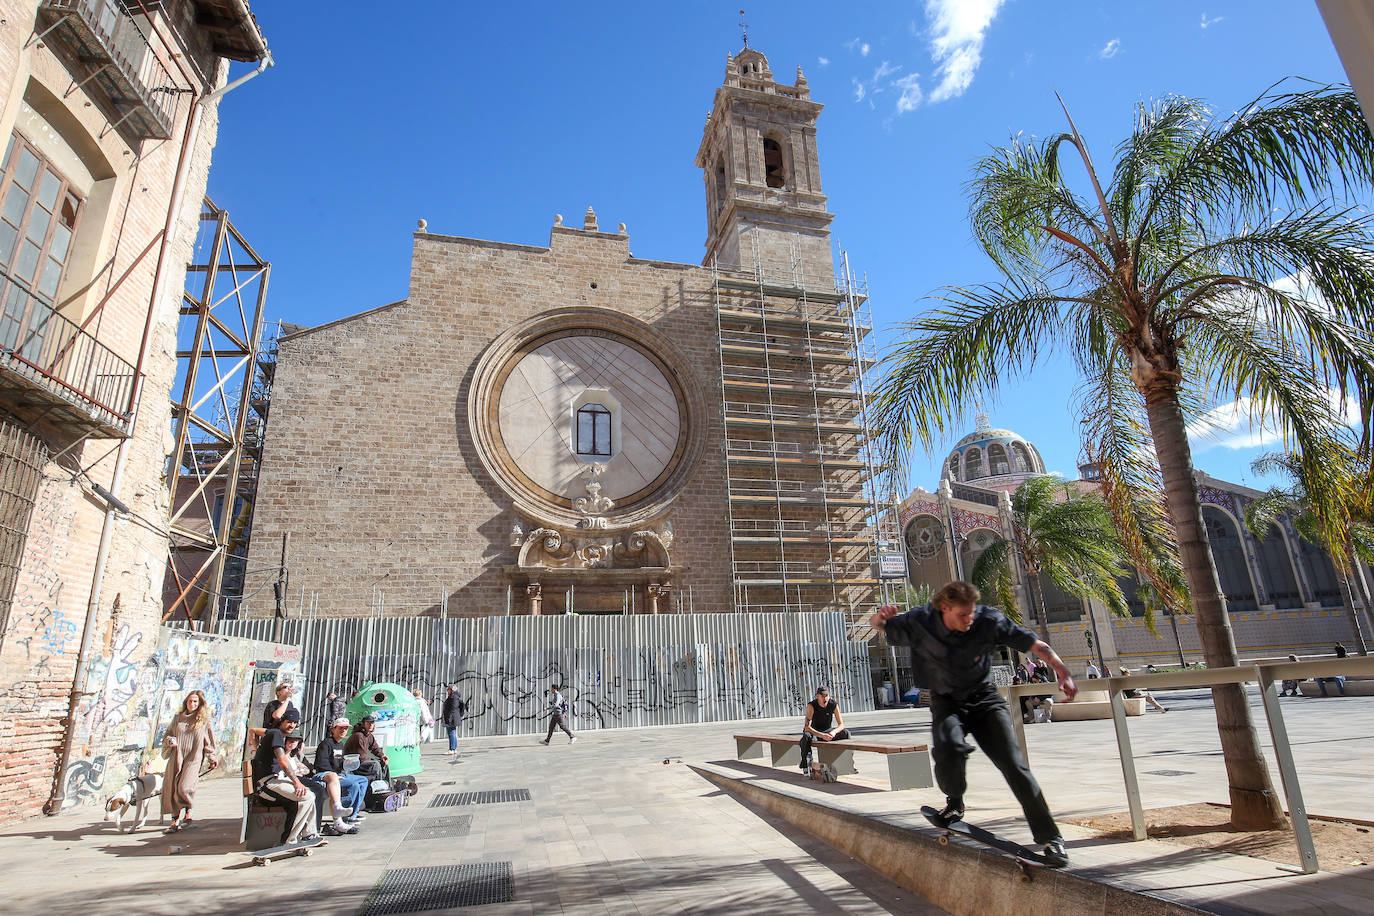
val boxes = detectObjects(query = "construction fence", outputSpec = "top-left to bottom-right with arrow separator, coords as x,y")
214,612 -> 872,742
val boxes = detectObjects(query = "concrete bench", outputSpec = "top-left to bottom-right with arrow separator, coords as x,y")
1045,689 -> 1145,721
733,733 -> 933,790
1297,676 -> 1374,697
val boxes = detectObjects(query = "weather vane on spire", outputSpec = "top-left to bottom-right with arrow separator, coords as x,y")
739,9 -> 749,49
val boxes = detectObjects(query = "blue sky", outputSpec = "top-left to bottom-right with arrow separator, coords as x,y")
204,1 -> 1351,494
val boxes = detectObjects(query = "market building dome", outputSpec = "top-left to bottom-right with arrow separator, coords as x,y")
941,413 -> 1046,491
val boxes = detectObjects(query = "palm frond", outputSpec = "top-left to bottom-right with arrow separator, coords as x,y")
968,537 -> 1020,622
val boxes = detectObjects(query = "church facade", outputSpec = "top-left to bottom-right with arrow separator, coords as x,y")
244,48 -> 884,624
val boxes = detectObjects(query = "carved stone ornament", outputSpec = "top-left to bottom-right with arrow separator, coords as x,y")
517,524 -> 672,570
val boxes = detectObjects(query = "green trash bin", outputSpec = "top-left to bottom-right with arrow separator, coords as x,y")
345,682 -> 424,780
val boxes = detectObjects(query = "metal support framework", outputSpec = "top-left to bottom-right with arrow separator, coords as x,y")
164,198 -> 269,628
710,250 -> 883,628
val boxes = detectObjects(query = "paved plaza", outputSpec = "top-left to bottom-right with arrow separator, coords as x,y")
0,688 -> 1369,915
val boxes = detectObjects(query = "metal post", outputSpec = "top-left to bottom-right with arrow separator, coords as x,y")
1257,667 -> 1319,873
272,532 -> 288,643
1108,685 -> 1147,840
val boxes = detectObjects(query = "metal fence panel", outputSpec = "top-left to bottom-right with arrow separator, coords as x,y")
215,613 -> 872,741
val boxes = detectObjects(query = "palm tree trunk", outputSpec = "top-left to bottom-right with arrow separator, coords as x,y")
1341,542 -> 1371,656
1142,386 -> 1286,830
1026,571 -> 1052,643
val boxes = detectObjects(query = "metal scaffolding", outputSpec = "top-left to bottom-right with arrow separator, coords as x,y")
711,251 -> 885,630
164,198 -> 269,628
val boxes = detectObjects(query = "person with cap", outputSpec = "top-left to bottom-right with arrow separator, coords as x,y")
870,580 -> 1076,867
281,730 -> 356,836
345,715 -> 390,780
798,685 -> 851,773
315,717 -> 368,828
442,686 -> 468,756
263,681 -> 298,730
250,708 -> 319,846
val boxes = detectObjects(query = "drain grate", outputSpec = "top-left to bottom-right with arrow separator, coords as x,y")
405,815 -> 473,841
429,788 -> 530,807
1142,769 -> 1193,777
364,863 -> 513,914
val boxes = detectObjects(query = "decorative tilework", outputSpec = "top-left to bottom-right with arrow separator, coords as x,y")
1197,485 -> 1236,514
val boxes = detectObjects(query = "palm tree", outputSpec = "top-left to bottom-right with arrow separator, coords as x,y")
969,476 -> 1129,641
1244,449 -> 1374,654
874,84 -> 1374,829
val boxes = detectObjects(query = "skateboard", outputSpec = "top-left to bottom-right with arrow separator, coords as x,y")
250,837 -> 327,866
920,806 -> 1052,881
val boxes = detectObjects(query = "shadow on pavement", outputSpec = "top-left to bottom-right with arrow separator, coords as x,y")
705,760 -> 887,795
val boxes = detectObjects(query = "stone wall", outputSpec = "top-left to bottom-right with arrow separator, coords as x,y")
246,223 -> 735,619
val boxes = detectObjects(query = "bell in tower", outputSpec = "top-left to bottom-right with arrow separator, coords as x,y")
695,47 -> 835,280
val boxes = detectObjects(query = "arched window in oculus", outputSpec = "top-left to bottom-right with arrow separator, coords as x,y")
575,402 -> 612,457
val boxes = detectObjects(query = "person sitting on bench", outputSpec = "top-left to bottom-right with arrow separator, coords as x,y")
250,708 -> 318,846
315,717 -> 367,830
798,686 -> 851,772
345,715 -> 389,780
282,731 -> 357,836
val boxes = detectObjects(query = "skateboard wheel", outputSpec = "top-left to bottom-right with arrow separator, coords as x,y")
302,849 -> 313,857
937,834 -> 949,846
1017,872 -> 1031,883
254,858 -> 269,866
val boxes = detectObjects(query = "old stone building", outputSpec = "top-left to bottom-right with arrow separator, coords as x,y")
0,1 -> 268,821
896,415 -> 1370,672
246,47 -> 884,627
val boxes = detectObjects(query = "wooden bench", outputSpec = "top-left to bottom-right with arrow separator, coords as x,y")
733,733 -> 933,790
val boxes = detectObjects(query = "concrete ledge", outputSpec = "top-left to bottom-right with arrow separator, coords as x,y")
691,764 -> 1203,916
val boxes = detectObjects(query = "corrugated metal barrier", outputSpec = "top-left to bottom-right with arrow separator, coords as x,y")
215,613 -> 872,741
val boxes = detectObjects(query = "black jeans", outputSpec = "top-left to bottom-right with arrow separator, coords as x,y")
930,685 -> 1059,844
799,728 -> 851,766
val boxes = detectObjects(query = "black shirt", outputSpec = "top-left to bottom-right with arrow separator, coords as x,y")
881,603 -> 1037,699
314,734 -> 346,774
807,698 -> 837,733
252,728 -> 288,782
263,699 -> 297,730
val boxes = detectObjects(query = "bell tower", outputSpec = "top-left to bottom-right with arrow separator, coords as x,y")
696,48 -> 835,279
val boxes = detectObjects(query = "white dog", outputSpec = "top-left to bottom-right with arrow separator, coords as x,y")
103,773 -> 163,832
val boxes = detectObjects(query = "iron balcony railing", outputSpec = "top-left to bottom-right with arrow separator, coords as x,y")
37,0 -> 179,141
0,284 -> 135,436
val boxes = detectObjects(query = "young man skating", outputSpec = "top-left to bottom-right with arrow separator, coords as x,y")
870,580 -> 1076,866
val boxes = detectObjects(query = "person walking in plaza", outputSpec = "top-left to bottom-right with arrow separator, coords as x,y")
870,580 -> 1075,866
161,690 -> 217,832
540,684 -> 576,744
798,685 -> 851,772
442,686 -> 468,755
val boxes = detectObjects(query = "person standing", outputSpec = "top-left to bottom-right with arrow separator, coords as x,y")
263,681 -> 298,729
1085,661 -> 1101,679
414,689 -> 436,744
442,686 -> 467,756
540,684 -> 576,745
161,690 -> 217,832
870,580 -> 1075,867
798,686 -> 851,772
324,690 -> 347,725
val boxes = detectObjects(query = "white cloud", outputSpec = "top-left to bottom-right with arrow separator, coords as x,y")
852,78 -> 866,103
1201,13 -> 1223,29
871,60 -> 901,86
1099,38 -> 1121,60
1187,389 -> 1362,453
894,73 -> 924,113
924,0 -> 1006,103
818,56 -> 830,67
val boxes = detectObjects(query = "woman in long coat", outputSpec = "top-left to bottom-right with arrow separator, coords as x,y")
162,689 -> 218,831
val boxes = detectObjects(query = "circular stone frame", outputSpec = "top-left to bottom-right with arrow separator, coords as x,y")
467,307 -> 707,532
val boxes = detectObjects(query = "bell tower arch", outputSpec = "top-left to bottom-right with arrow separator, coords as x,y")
695,47 -> 835,279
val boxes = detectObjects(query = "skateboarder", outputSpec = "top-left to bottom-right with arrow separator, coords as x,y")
870,580 -> 1075,866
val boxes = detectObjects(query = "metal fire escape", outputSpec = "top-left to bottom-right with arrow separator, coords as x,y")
712,250 -> 884,630
164,198 -> 269,628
